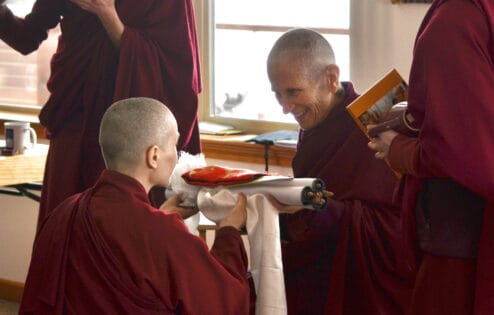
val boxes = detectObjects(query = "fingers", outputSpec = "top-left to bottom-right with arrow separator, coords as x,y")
234,192 -> 247,209
218,193 -> 247,230
266,194 -> 281,208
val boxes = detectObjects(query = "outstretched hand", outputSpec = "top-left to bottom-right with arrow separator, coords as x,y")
70,0 -> 115,16
160,194 -> 199,220
267,194 -> 305,214
219,193 -> 247,230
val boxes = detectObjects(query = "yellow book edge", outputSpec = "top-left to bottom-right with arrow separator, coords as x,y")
346,69 -> 408,178
346,68 -> 408,138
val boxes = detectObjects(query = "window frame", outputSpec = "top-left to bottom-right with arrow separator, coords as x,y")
194,0 -> 350,134
1,0 -> 350,135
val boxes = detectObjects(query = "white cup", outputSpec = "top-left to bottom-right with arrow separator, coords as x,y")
4,121 -> 37,155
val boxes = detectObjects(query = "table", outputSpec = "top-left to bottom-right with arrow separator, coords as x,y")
0,142 -> 48,201
197,213 -> 216,241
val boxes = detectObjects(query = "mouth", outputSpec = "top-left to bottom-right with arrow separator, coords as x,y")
293,109 -> 308,122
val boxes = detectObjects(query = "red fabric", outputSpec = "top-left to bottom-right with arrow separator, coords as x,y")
0,0 -> 202,224
281,82 -> 414,315
20,170 -> 250,314
387,0 -> 494,314
182,166 -> 266,187
408,254 -> 477,315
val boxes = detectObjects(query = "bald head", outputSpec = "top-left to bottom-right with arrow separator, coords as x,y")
267,28 -> 336,79
99,97 -> 178,170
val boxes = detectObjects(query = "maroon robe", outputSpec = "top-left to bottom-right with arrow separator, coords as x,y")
0,0 -> 202,224
387,1 -> 494,314
19,170 -> 250,314
280,82 -> 414,315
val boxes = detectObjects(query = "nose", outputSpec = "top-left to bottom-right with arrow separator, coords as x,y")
279,99 -> 295,114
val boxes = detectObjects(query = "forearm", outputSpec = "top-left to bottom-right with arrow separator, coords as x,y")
96,6 -> 124,49
210,227 -> 249,276
0,6 -> 51,55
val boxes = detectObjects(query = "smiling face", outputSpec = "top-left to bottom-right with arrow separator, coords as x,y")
268,55 -> 340,130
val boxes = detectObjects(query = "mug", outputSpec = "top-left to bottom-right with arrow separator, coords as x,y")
4,121 -> 37,155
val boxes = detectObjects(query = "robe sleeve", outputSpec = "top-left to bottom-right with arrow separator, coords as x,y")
407,1 -> 494,198
387,134 -> 446,178
152,215 -> 250,314
0,0 -> 61,54
113,0 -> 201,153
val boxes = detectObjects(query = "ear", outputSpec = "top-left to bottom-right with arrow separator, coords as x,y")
325,64 -> 340,94
146,145 -> 160,169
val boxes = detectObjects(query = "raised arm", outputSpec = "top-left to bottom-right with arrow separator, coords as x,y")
0,0 -> 61,54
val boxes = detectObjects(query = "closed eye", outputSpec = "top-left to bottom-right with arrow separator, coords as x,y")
286,89 -> 301,97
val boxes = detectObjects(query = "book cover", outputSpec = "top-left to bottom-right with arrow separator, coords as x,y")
346,69 -> 408,139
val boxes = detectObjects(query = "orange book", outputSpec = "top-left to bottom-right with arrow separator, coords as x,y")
347,69 -> 412,177
346,69 -> 408,138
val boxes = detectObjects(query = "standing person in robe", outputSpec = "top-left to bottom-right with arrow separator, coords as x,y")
19,97 -> 251,314
368,1 -> 494,314
266,28 -> 415,315
0,0 -> 202,226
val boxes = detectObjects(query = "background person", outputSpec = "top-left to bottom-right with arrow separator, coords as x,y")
0,0 -> 202,226
368,0 -> 494,314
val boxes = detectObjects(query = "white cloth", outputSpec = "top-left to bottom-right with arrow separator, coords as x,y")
198,188 -> 287,315
166,152 -> 207,233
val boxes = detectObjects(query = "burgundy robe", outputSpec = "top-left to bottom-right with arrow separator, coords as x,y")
280,82 -> 414,315
387,1 -> 494,314
19,170 -> 250,314
0,0 -> 202,224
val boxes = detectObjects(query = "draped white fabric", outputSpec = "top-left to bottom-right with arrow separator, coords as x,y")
198,189 -> 287,315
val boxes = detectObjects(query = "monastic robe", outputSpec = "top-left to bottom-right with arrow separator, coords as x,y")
19,170 -> 250,314
280,82 -> 414,315
387,1 -> 494,314
0,0 -> 202,224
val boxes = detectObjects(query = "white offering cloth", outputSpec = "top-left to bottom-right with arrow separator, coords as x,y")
198,188 -> 287,315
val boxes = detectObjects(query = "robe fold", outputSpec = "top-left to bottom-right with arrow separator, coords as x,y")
281,82 -> 414,315
387,0 -> 494,314
19,170 -> 250,314
0,0 -> 202,224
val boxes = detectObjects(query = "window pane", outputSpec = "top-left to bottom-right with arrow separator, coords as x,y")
212,0 -> 350,123
0,0 -> 58,107
215,0 -> 349,29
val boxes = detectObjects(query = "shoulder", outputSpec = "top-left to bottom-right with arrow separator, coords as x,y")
431,0 -> 488,35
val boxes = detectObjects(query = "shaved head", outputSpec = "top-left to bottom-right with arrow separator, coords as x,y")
267,28 -> 335,80
99,97 -> 178,170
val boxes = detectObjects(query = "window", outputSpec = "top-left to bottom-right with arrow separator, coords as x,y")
0,0 -> 59,111
196,0 -> 350,133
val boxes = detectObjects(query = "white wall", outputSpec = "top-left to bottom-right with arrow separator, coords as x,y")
0,2 -> 430,283
351,0 -> 429,92
0,195 -> 38,282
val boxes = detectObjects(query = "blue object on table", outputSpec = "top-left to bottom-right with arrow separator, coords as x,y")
249,130 -> 298,172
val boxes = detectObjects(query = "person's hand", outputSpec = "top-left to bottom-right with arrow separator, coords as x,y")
367,124 -> 399,159
70,0 -> 123,49
70,0 -> 115,17
160,195 -> 199,220
267,194 -> 305,214
219,193 -> 247,230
